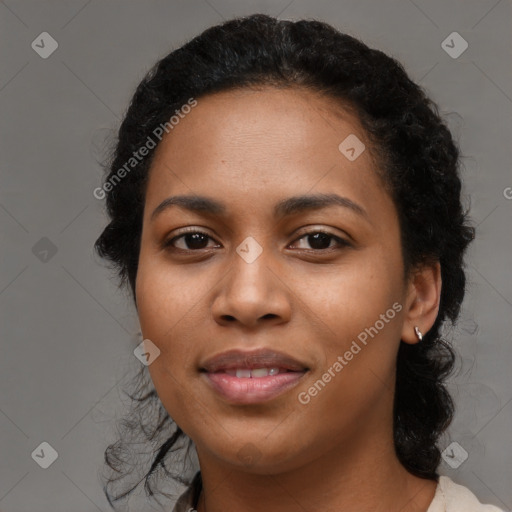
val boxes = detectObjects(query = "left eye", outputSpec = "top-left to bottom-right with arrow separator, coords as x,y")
290,231 -> 349,251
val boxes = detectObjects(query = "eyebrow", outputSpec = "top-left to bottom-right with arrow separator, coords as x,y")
150,193 -> 369,222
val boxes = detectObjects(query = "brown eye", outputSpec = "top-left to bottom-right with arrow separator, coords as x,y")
291,231 -> 349,251
164,231 -> 219,251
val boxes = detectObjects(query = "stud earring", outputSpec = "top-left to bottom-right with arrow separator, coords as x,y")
414,326 -> 423,341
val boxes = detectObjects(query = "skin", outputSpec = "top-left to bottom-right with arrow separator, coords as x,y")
135,86 -> 442,512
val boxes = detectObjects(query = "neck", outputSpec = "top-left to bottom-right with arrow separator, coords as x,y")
194,432 -> 437,512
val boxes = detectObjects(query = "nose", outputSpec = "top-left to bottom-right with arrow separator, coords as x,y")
211,247 -> 292,329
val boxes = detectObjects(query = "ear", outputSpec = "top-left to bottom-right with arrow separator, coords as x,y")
401,260 -> 442,344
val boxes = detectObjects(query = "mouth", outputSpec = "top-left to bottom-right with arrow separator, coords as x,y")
200,348 -> 309,404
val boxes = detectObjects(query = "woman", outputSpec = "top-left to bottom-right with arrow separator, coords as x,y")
94,13 -> 504,512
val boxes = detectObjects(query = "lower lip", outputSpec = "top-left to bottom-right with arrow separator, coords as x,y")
203,371 -> 307,404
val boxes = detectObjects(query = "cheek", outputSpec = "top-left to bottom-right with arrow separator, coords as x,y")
293,248 -> 404,398
147,357 -> 215,445
135,264 -> 205,418
295,249 -> 403,335
137,261 -> 207,431
136,254 -> 205,342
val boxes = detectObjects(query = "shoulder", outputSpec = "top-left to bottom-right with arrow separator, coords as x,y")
427,475 -> 506,512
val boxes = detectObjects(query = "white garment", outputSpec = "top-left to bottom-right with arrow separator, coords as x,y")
426,476 -> 505,512
172,472 -> 506,511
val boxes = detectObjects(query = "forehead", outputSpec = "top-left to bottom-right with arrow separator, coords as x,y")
152,86 -> 370,159
145,86 -> 389,221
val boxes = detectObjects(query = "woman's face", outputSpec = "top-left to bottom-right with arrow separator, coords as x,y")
136,86 -> 417,473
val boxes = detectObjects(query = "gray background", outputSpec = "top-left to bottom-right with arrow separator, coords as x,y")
1,0 -> 511,511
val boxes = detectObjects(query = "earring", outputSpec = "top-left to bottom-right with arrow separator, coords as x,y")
414,326 -> 423,341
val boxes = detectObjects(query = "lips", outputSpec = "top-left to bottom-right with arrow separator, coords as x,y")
200,348 -> 308,373
200,348 -> 309,404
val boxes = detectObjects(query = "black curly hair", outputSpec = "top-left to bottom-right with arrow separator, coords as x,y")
94,13 -> 475,508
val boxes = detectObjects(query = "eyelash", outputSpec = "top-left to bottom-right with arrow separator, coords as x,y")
163,228 -> 350,253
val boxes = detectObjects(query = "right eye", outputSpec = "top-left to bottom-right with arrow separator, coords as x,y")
163,230 -> 221,251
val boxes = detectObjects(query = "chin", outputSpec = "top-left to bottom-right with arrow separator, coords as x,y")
200,435 -> 305,475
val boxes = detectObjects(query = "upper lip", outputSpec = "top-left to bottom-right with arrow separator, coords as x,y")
200,348 -> 309,373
